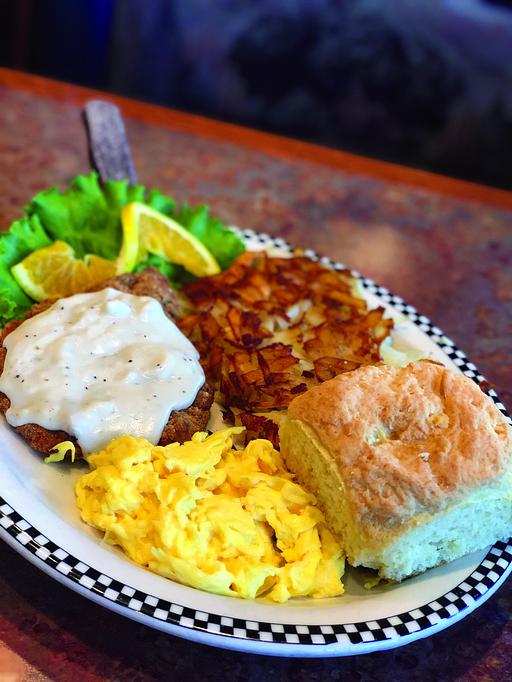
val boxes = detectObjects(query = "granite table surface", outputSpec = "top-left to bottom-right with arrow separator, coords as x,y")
0,69 -> 511,681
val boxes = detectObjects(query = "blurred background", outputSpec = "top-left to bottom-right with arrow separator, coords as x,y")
1,0 -> 511,189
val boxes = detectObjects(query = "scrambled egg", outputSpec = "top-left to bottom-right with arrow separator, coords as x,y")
75,427 -> 345,602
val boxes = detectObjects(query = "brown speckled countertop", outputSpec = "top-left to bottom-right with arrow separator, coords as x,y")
0,69 -> 512,681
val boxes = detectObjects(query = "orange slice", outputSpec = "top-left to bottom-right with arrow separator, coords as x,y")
11,241 -> 117,301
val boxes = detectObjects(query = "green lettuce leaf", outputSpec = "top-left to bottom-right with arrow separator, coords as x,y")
27,173 -> 244,269
0,215 -> 52,325
145,188 -> 176,216
173,203 -> 245,270
0,172 -> 245,326
26,173 -> 146,260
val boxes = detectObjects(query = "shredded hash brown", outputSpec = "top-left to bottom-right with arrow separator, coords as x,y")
179,252 -> 392,424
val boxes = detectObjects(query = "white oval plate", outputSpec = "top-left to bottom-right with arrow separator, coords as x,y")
0,230 -> 511,658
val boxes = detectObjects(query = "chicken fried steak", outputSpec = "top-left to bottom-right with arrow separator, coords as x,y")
0,269 -> 213,458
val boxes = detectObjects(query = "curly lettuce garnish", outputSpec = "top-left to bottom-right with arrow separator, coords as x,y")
0,172 -> 245,326
0,215 -> 52,324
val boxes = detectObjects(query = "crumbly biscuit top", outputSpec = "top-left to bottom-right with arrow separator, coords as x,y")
287,361 -> 512,529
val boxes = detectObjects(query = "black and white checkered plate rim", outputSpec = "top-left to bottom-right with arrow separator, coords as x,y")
0,229 -> 511,655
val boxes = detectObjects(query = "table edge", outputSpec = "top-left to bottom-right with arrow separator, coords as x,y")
1,68 -> 512,210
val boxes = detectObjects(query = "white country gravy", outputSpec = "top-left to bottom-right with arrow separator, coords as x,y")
0,288 -> 205,453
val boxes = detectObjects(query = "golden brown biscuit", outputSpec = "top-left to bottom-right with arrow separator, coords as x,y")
280,361 -> 512,580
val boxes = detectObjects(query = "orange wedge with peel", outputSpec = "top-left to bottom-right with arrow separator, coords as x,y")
122,202 -> 220,277
11,241 -> 118,301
